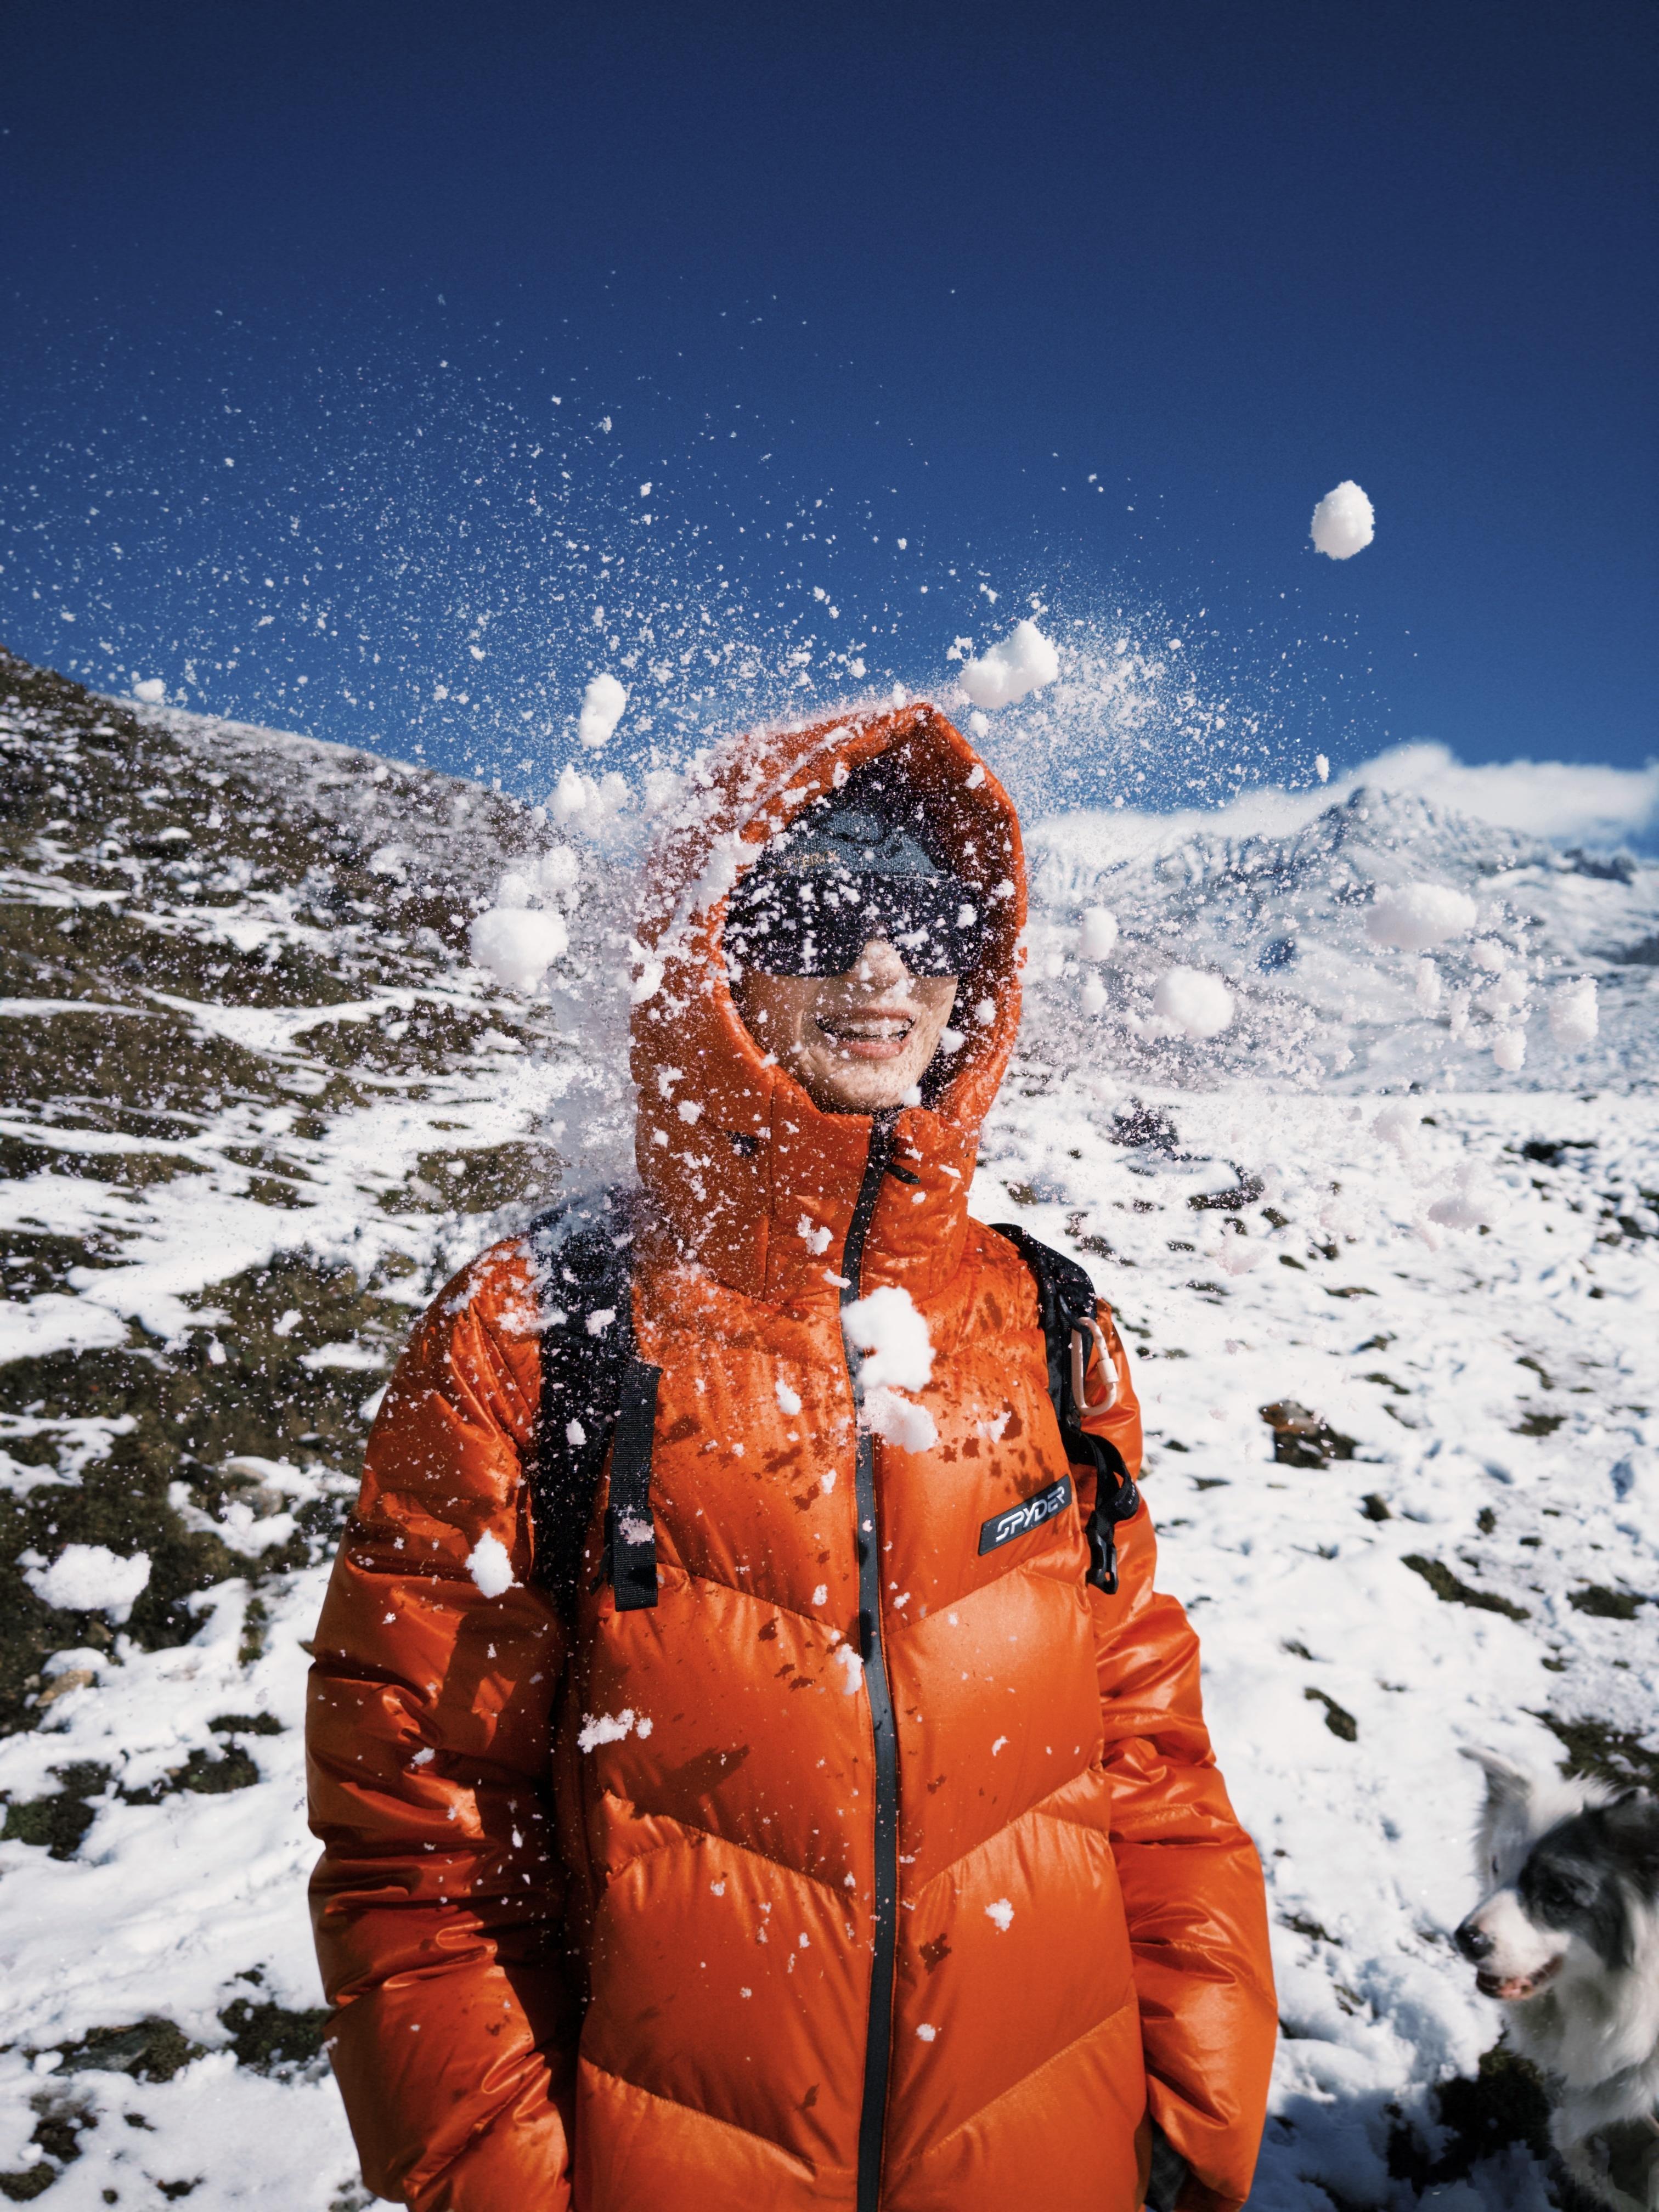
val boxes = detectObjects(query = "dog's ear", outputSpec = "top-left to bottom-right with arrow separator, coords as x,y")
1460,1747 -> 1532,1808
1600,1788 -> 1659,1875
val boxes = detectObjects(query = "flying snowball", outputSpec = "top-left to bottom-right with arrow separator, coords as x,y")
958,620 -> 1059,710
550,763 -> 628,832
1491,1029 -> 1526,1073
1152,966 -> 1234,1039
1310,481 -> 1375,561
1372,1101 -> 1421,1155
578,672 -> 628,751
132,677 -> 167,704
1365,882 -> 1477,952
1429,1166 -> 1509,1232
465,1532 -> 515,1598
534,845 -> 580,898
1077,906 -> 1119,961
469,906 -> 568,994
1549,977 -> 1599,1048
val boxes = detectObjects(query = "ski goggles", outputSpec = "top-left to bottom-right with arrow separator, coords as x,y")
724,868 -> 988,978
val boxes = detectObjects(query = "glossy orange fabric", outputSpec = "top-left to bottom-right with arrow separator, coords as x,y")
307,703 -> 1275,2211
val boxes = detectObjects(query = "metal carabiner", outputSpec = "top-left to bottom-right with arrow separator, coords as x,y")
1069,1314 -> 1119,1415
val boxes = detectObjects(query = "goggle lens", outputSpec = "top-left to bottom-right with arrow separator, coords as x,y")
725,871 -> 986,978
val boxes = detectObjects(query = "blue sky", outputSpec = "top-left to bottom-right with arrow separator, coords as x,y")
2,1 -> 1654,806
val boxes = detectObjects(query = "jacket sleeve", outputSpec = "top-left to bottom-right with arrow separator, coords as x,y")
306,1245 -> 577,2212
1083,1308 -> 1277,2212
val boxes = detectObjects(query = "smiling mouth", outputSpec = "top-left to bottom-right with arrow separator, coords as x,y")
816,1013 -> 916,1060
1477,1957 -> 1564,2002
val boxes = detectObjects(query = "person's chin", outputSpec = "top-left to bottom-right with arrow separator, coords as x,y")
815,1063 -> 923,1113
832,1066 -> 924,1106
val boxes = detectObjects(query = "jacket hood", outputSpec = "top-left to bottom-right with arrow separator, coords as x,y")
630,702 -> 1025,1304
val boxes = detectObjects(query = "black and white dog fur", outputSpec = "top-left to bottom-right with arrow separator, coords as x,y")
1457,1751 -> 1659,2211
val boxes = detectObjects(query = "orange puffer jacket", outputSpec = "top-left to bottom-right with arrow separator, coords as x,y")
307,704 -> 1275,2212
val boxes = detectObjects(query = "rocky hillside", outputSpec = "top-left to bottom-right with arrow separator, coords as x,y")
0,647 -> 569,1734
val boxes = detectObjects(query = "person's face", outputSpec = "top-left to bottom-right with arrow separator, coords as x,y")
733,938 -> 960,1114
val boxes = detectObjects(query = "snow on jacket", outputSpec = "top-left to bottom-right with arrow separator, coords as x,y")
306,702 -> 1276,2212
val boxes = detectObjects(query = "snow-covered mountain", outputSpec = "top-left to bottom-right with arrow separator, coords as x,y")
1,650 -> 1654,2209
1022,783 -> 1659,1092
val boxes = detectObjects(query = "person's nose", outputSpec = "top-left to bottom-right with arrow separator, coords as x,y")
1454,1917 -> 1493,1963
854,938 -> 910,989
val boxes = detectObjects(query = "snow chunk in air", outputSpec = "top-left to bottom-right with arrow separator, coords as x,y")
1549,978 -> 1599,1048
1077,906 -> 1118,961
1427,1164 -> 1509,1232
578,673 -> 628,751
1310,479 -> 1375,561
25,1543 -> 151,1621
1365,882 -> 1477,953
465,1531 -> 515,1598
958,620 -> 1058,710
985,1898 -> 1014,1932
1151,966 -> 1234,1040
469,906 -> 568,994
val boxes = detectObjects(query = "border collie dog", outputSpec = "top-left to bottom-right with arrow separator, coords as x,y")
1457,1751 -> 1659,2211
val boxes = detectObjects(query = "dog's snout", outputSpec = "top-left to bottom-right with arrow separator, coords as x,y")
1454,1918 -> 1493,1964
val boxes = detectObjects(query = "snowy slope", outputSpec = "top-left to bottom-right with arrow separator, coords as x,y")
1,650 -> 1655,2210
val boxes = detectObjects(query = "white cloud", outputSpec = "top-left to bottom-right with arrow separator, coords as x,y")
1358,742 -> 1659,848
1029,740 -> 1659,864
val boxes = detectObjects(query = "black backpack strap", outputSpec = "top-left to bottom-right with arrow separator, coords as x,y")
992,1222 -> 1141,1595
605,1357 -> 663,1611
525,1190 -> 658,1620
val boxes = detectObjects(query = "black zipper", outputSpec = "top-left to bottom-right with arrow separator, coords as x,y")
843,1112 -> 899,2212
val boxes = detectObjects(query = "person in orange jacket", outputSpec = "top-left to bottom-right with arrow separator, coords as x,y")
306,702 -> 1276,2212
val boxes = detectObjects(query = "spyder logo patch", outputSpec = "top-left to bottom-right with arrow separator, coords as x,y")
977,1475 -> 1073,1555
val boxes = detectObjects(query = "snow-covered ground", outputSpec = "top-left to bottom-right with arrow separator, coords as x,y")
1,647 -> 1655,2208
